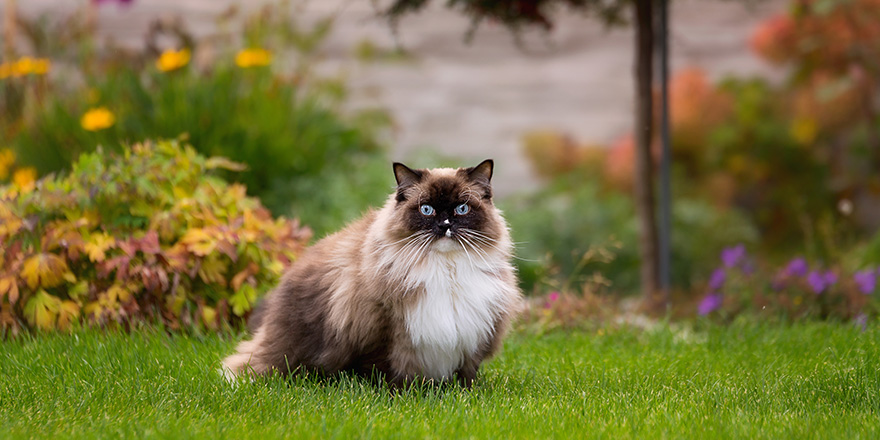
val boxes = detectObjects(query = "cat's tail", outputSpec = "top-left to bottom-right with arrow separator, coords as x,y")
220,330 -> 267,384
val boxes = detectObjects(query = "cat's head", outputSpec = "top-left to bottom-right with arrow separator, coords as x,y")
390,160 -> 506,254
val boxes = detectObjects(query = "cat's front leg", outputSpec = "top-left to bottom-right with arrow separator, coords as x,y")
453,358 -> 478,389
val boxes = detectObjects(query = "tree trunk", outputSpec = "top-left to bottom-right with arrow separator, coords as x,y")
3,0 -> 16,59
633,0 -> 660,300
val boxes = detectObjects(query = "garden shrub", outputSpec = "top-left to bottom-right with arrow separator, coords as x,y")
2,3 -> 393,237
502,174 -> 759,295
0,139 -> 311,334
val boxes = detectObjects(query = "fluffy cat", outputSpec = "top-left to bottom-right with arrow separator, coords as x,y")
221,159 -> 522,387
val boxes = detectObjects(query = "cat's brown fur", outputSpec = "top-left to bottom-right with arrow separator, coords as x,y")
221,160 -> 522,387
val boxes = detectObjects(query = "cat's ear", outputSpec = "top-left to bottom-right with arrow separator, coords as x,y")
393,162 -> 422,201
467,159 -> 493,183
393,162 -> 422,187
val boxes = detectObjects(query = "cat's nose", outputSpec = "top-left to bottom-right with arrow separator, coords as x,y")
438,219 -> 452,236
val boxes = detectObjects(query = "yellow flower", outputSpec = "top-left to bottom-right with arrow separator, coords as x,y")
0,62 -> 13,80
0,149 -> 14,180
156,48 -> 191,72
13,167 -> 37,192
0,57 -> 52,79
14,57 -> 35,76
80,107 -> 116,131
31,58 -> 51,75
235,48 -> 271,68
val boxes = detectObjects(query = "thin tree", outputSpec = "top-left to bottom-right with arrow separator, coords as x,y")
380,0 -> 662,300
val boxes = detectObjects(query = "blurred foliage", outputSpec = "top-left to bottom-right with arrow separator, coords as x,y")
502,174 -> 758,295
1,2 -> 393,237
0,140 -> 311,334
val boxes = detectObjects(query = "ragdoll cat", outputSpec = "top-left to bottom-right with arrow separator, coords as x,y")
221,159 -> 522,387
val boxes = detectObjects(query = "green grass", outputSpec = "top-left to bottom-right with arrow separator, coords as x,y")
2,322 -> 878,439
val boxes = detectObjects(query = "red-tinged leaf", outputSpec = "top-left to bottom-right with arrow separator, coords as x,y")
99,255 -> 131,280
216,239 -> 238,262
161,243 -> 190,272
24,289 -> 62,330
231,262 -> 259,292
21,253 -> 70,290
1,302 -> 16,330
138,231 -> 161,255
8,282 -> 19,304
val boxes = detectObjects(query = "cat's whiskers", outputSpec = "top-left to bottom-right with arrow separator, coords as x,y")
374,232 -> 427,250
458,233 -> 501,276
374,231 -> 431,280
392,233 -> 433,278
464,230 -> 538,263
455,235 -> 476,269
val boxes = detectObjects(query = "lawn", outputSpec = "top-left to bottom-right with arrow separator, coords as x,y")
1,321 -> 878,439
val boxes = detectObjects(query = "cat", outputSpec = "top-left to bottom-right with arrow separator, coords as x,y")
221,159 -> 522,388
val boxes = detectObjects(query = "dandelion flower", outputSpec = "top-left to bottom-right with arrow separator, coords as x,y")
12,167 -> 37,192
80,107 -> 116,131
156,48 -> 191,72
0,57 -> 51,79
235,48 -> 271,68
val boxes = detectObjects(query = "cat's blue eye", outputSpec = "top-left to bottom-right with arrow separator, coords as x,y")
454,203 -> 470,215
420,205 -> 435,216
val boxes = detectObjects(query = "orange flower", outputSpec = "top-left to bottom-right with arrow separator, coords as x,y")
750,14 -> 796,65
80,107 -> 116,131
156,48 -> 191,72
13,167 -> 37,192
235,48 -> 271,68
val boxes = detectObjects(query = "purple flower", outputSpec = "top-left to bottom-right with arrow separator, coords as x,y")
708,268 -> 726,291
807,271 -> 825,294
698,293 -> 723,315
825,271 -> 838,286
721,244 -> 746,268
854,269 -> 876,295
785,257 -> 808,277
807,270 -> 837,294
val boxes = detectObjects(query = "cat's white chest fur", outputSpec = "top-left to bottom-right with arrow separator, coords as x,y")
404,248 -> 507,380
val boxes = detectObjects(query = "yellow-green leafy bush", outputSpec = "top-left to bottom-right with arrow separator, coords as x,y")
0,140 -> 311,334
